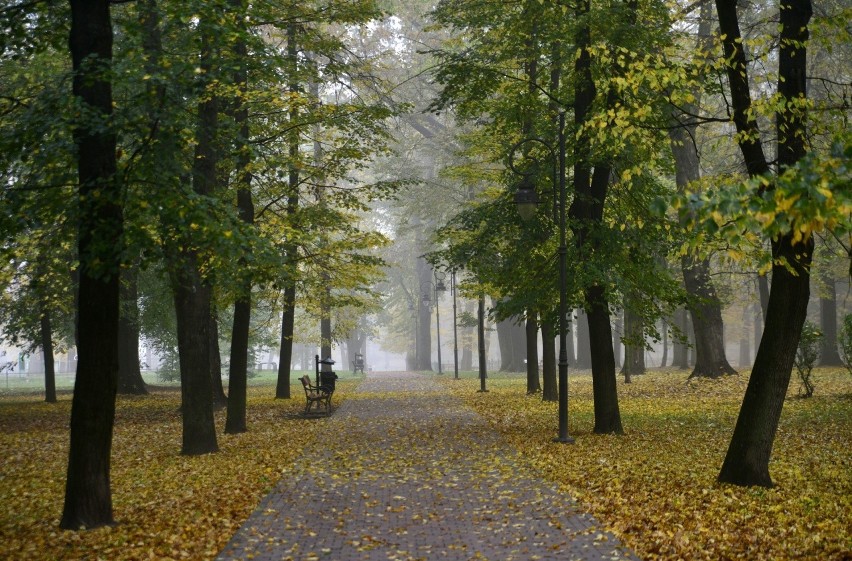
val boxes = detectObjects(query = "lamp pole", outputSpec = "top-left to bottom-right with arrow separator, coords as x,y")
452,269 -> 459,380
477,293 -> 487,392
434,271 -> 446,374
510,112 -> 573,443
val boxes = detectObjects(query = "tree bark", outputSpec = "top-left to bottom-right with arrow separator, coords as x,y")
613,310 -> 623,368
673,308 -> 690,369
717,0 -> 813,487
276,285 -> 296,398
61,0 -> 121,529
574,308 -> 592,368
568,0 -> 623,434
416,256 -> 433,371
118,264 -> 147,395
275,22 -> 301,399
667,0 -> 737,380
819,275 -> 843,365
683,257 -> 736,378
460,300 -> 474,370
172,13 -> 220,456
526,311 -> 540,394
621,304 -> 645,382
40,307 -> 56,403
541,318 -> 557,401
225,1 -> 253,434
208,308 -> 227,408
738,304 -> 751,368
173,266 -> 218,455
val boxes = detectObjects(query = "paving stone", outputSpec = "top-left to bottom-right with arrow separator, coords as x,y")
217,372 -> 639,561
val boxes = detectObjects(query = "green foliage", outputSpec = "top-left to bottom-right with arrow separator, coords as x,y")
671,133 -> 852,273
795,321 -> 822,398
839,314 -> 852,377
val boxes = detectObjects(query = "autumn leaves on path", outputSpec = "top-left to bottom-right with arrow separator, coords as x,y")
217,372 -> 637,561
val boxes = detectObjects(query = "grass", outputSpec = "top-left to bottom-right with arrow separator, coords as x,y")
0,378 -> 357,561
441,367 -> 852,561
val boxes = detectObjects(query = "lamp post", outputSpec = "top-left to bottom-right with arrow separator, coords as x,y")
451,269 -> 459,380
421,275 -> 447,373
509,112 -> 574,444
477,293 -> 487,392
434,271 -> 447,374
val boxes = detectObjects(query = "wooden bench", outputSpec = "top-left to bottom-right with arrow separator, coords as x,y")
299,375 -> 332,415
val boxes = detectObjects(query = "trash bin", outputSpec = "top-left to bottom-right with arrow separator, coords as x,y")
319,371 -> 338,393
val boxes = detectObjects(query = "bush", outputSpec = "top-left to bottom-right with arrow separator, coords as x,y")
840,313 -> 852,376
795,321 -> 822,398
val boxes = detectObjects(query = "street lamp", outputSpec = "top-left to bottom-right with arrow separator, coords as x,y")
422,273 -> 447,374
509,112 -> 574,444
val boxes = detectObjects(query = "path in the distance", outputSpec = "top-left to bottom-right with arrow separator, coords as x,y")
216,371 -> 638,561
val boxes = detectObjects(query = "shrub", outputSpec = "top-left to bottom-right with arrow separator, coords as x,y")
795,321 -> 822,398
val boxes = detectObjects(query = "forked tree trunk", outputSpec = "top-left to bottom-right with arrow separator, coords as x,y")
716,0 -> 813,487
61,0 -> 121,529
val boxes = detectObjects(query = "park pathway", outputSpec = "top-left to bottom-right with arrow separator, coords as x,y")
216,371 -> 638,561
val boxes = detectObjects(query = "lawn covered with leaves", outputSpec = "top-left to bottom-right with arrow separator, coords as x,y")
1,371 -> 849,560
0,381 -> 354,561
443,368 -> 852,561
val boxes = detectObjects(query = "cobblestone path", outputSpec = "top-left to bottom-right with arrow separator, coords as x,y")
216,371 -> 638,561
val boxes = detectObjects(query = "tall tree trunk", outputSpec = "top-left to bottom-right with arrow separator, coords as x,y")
621,304 -> 645,382
613,310 -> 623,368
173,268 -> 218,455
586,287 -> 623,434
416,256 -> 433,371
62,0 -> 121,529
683,259 -> 736,378
118,264 -> 147,395
208,308 -> 227,408
276,285 -> 296,398
668,0 -> 737,380
673,308 -> 689,369
738,304 -> 751,368
226,2 -> 253,434
819,275 -> 842,365
172,13 -> 220,456
660,318 -> 669,368
497,317 -> 515,371
460,299 -> 474,370
526,311 -> 540,394
574,308 -> 592,368
717,0 -> 813,487
541,318 -> 557,401
275,22 -> 301,399
569,0 -> 623,434
40,307 -> 56,403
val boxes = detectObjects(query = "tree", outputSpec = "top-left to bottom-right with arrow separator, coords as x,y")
712,0 -> 815,486
225,0 -> 254,434
61,0 -> 123,529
